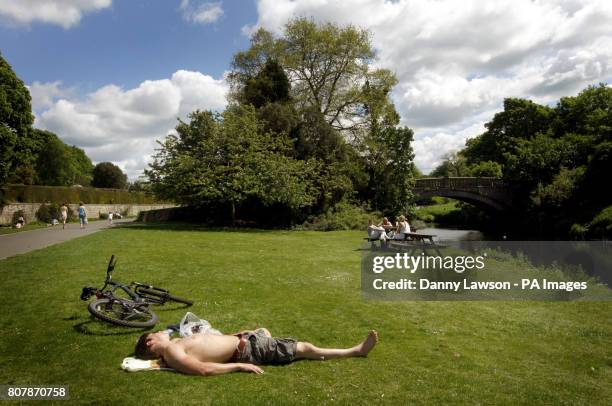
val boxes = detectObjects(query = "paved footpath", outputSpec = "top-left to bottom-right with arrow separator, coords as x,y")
0,219 -> 132,260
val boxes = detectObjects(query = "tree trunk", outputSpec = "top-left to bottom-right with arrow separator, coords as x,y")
231,201 -> 236,227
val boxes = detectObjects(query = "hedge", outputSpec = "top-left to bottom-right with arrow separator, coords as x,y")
0,184 -> 166,205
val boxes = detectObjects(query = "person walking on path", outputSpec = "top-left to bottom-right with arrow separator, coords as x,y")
60,203 -> 68,229
78,202 -> 87,229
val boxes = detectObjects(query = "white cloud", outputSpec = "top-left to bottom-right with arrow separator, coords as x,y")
33,71 -> 228,179
0,0 -> 111,29
180,0 -> 223,24
412,116 -> 491,174
28,81 -> 72,111
247,0 -> 612,173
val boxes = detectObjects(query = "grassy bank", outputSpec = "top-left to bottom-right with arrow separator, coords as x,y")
0,225 -> 609,404
414,198 -> 460,224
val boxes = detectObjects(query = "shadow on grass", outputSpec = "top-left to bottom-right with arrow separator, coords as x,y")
73,319 -> 152,336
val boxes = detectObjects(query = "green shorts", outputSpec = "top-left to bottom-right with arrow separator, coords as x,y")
236,328 -> 297,365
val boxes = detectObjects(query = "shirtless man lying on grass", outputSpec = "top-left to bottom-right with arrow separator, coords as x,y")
135,327 -> 379,376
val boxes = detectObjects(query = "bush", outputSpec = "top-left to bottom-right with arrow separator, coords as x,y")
36,204 -> 53,223
569,223 -> 588,240
588,205 -> 612,239
299,201 -> 380,231
418,213 -> 435,223
3,184 -> 161,205
36,204 -> 54,223
99,212 -> 109,220
35,203 -> 73,223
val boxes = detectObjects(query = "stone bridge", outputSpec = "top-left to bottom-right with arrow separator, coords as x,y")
413,177 -> 512,211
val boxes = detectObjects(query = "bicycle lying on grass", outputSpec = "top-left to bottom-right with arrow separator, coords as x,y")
80,255 -> 193,328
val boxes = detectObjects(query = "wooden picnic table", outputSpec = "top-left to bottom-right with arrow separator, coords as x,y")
404,232 -> 436,244
387,231 -> 443,256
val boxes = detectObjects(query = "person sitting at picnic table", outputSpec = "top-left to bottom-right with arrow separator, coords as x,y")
392,215 -> 411,240
380,217 -> 394,231
367,219 -> 391,242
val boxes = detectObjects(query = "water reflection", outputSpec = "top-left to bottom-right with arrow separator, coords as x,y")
417,228 -> 484,242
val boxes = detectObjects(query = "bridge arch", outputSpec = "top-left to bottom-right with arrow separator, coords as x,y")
413,177 -> 512,211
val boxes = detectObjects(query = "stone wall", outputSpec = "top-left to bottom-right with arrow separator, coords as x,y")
0,203 -> 176,225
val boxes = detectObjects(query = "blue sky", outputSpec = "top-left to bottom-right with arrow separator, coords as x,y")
1,1 -> 253,91
1,0 -> 611,179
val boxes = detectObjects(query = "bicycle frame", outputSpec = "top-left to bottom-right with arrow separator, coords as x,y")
80,255 -> 192,328
80,255 -> 169,305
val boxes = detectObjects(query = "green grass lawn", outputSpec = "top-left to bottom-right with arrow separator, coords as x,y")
0,224 -> 610,404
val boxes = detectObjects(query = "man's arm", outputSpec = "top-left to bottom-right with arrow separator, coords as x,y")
163,347 -> 263,376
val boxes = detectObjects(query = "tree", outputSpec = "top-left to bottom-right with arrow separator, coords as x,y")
146,105 -> 317,224
128,178 -> 152,193
436,85 -> 612,238
92,162 -> 128,189
430,152 -> 470,177
29,129 -> 94,186
463,98 -> 553,166
69,145 -> 94,186
241,59 -> 291,108
363,125 -> 416,214
0,52 -> 35,185
468,161 -> 502,178
230,19 -> 397,135
293,106 -> 356,211
552,84 -> 612,141
35,132 -> 76,186
0,126 -> 17,185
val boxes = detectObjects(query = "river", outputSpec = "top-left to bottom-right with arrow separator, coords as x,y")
417,227 -> 484,241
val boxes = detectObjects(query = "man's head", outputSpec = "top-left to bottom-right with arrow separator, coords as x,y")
134,331 -> 170,359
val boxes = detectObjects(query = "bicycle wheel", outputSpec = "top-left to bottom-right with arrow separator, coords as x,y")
138,288 -> 193,306
88,298 -> 158,328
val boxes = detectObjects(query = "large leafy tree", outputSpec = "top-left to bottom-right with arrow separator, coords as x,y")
33,129 -> 95,186
68,145 -> 94,186
146,105 -> 317,224
0,52 -> 35,185
92,162 -> 128,189
362,125 -> 416,214
230,18 -> 397,136
463,98 -> 553,166
294,106 -> 356,211
231,21 -> 415,215
35,131 -> 74,186
552,84 -> 612,141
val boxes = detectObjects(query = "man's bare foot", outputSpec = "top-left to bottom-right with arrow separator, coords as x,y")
356,330 -> 379,357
